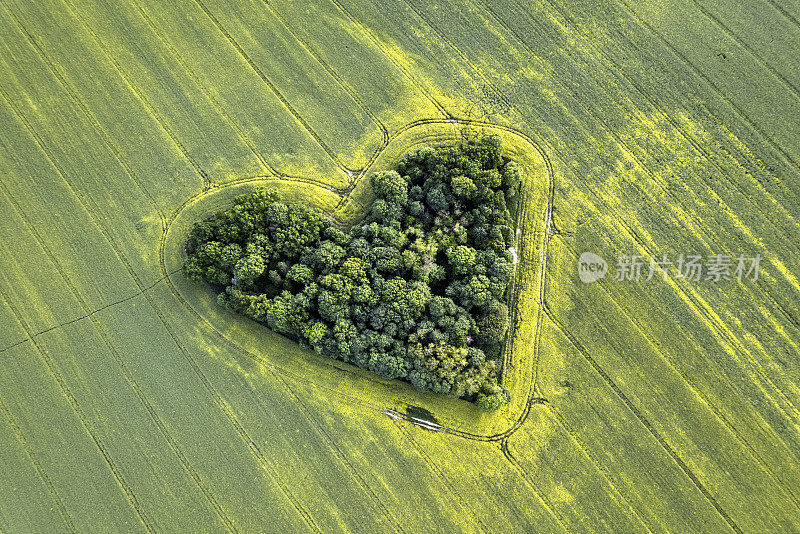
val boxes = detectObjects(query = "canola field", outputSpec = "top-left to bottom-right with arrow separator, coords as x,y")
1,0 -> 799,531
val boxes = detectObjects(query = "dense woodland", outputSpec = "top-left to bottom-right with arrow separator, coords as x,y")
184,135 -> 522,411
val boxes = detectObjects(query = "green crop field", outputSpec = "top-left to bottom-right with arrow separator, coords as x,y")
1,0 -> 798,531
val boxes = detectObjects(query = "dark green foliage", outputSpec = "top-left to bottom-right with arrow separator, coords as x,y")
183,135 -> 520,411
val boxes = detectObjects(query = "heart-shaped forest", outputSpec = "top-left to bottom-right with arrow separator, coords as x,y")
183,134 -> 522,411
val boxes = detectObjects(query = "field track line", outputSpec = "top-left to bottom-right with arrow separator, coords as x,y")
261,0 -> 389,148
0,284 -> 155,534
554,235 -> 800,511
326,0 -> 450,119
114,0 -> 273,178
391,3 -> 749,529
520,407 -> 657,534
189,0 -> 352,174
0,379 -> 76,533
159,117 -> 555,443
505,0 -> 800,247
0,83 -> 160,534
0,50 -> 321,527
1,9 -> 346,522
481,0 -> 800,320
0,176 -> 238,532
0,0 -> 167,228
271,375 -> 407,533
54,0 -> 212,189
498,439 -> 571,534
764,0 -> 800,31
462,0 -> 800,426
686,0 -> 800,102
547,308 -> 743,534
393,422 -> 491,534
113,0 -> 342,193
610,0 -> 800,176
511,0 -> 800,356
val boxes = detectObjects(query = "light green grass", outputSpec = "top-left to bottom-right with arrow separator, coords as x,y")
1,0 -> 798,531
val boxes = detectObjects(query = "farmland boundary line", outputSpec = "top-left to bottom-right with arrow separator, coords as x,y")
0,83 -> 159,534
393,422 -> 490,534
764,0 -> 800,32
548,308 -> 743,533
122,0 -> 274,178
0,270 -> 177,356
518,0 -> 800,245
536,407 -> 656,533
0,173 -> 238,532
326,0 -> 450,119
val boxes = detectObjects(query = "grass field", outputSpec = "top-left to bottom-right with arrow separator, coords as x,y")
0,0 -> 798,531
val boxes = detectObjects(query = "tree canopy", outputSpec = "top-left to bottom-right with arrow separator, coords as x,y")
183,134 -> 521,411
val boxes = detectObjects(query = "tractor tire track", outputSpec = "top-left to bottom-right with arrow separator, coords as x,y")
499,438 -> 570,533
0,0 -> 167,230
57,0 -> 212,188
271,374 -> 406,534
0,386 -> 76,533
190,0 -> 352,174
0,83 -> 159,534
389,4 -> 746,530
611,0 -> 800,175
262,0 -> 389,147
326,0 -> 450,119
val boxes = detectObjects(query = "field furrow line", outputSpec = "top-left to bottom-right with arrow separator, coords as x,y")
536,407 -> 657,533
547,310 -> 743,534
0,85 -> 159,533
0,0 -> 167,228
0,283 -> 155,533
459,0 -> 800,423
764,0 -> 800,31
0,382 -> 76,533
262,0 -> 389,148
498,439 -> 571,534
326,0 -> 450,118
117,0 -> 340,191
555,232 -> 800,511
57,0 -> 212,188
688,0 -> 800,102
393,422 -> 490,534
512,0 -> 800,244
610,0 -> 800,176
512,0 -> 800,342
120,0 -> 275,177
189,0 -> 351,173
0,175 -> 238,532
272,374 -> 407,534
479,0 -> 800,319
